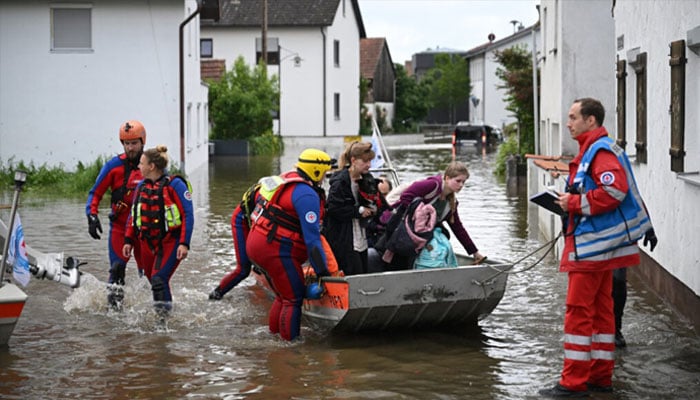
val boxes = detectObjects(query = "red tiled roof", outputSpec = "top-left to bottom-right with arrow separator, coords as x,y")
360,38 -> 385,80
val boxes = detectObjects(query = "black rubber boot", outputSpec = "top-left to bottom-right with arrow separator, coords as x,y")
107,262 -> 127,311
107,285 -> 124,311
208,287 -> 224,300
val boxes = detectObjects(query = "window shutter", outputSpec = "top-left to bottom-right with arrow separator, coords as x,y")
632,52 -> 647,163
669,40 -> 686,172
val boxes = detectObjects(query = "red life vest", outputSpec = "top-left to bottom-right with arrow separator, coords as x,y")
250,171 -> 325,246
132,175 -> 185,249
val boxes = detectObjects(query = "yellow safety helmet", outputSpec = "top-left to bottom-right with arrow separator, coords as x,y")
295,148 -> 336,182
119,120 -> 146,144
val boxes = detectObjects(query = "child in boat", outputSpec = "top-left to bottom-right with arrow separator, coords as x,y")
364,176 -> 393,248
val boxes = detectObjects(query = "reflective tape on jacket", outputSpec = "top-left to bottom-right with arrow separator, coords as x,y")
570,137 -> 652,259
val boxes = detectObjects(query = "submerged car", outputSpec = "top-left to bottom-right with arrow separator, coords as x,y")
453,122 -> 502,147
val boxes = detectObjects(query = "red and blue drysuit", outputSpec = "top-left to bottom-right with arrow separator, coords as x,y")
246,171 -> 330,341
85,153 -> 143,283
216,202 -> 255,294
125,174 -> 194,311
558,127 -> 651,391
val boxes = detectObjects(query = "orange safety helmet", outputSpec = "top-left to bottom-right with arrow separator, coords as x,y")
119,120 -> 146,144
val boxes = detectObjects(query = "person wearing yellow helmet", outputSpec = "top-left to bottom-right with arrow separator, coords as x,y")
85,120 -> 146,310
294,148 -> 335,183
245,148 -> 335,341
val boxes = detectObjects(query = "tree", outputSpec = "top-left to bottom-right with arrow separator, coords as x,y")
359,76 -> 372,135
394,63 -> 432,132
207,56 -> 279,140
426,53 -> 470,125
493,45 -> 537,157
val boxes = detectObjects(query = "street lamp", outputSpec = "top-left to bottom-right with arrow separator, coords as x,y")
510,20 -> 523,34
1,170 -> 28,283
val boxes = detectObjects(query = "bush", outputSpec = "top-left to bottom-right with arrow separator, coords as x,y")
495,134 -> 520,178
208,57 -> 279,141
0,157 -> 105,197
249,131 -> 284,155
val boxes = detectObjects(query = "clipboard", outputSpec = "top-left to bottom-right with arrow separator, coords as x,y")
529,190 -> 566,216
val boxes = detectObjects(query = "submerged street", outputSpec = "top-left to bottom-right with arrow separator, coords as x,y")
1,141 -> 698,399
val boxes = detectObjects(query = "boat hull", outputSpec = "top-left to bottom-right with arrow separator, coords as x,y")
253,256 -> 510,333
0,283 -> 27,346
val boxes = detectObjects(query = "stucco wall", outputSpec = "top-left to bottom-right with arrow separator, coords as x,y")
0,0 -> 208,175
201,1 -> 360,137
616,0 -> 700,295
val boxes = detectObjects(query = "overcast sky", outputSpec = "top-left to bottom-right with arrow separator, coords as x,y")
357,0 -> 540,64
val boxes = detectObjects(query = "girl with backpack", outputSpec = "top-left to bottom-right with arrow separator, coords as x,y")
384,161 -> 487,270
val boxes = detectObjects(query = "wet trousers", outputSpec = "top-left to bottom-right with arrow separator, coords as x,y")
560,270 -> 615,391
108,217 -> 140,284
612,268 -> 627,334
246,230 -> 306,341
136,236 -> 181,311
218,206 -> 252,294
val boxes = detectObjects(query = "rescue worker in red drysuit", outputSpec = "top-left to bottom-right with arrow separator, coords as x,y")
122,145 -> 194,316
208,183 -> 262,300
85,120 -> 145,309
540,98 -> 656,397
246,149 -> 335,341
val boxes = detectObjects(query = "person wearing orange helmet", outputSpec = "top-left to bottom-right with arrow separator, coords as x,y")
85,120 -> 146,310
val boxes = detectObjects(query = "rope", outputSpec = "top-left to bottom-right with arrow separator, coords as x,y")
473,231 -> 563,288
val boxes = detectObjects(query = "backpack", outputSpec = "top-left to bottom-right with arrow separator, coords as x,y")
382,197 -> 437,262
413,227 -> 458,269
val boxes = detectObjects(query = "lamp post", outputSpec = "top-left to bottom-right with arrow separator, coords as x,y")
1,170 -> 28,284
510,20 -> 523,34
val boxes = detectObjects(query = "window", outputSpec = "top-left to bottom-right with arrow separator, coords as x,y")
51,4 -> 92,51
334,40 -> 340,66
201,39 -> 213,58
256,37 -> 279,65
334,93 -> 340,119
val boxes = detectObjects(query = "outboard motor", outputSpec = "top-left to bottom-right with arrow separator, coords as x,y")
30,255 -> 82,289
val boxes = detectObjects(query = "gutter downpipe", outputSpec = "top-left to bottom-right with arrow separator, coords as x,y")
532,12 -> 540,154
179,4 -> 202,173
321,28 -> 327,137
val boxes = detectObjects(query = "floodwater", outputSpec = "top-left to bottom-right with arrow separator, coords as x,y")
1,142 -> 698,400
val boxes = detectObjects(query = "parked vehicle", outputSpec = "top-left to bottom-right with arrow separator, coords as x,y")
452,122 -> 501,147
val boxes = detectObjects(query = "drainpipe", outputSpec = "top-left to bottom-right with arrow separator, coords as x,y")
321,27 -> 327,136
179,4 -> 202,173
532,25 -> 540,154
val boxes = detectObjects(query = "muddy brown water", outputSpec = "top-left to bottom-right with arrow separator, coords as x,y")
1,142 -> 698,399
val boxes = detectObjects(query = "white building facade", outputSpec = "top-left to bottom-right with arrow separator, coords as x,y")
530,0 -> 615,244
466,25 -> 540,129
532,0 -> 700,330
614,0 -> 700,323
0,0 -> 209,176
201,0 -> 364,137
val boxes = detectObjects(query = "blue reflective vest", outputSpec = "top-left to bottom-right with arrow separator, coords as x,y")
568,137 -> 652,259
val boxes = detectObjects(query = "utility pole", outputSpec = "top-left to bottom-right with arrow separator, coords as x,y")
261,0 -> 268,64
